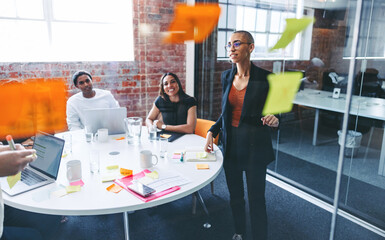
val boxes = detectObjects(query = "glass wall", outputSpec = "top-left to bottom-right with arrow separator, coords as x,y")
195,0 -> 385,238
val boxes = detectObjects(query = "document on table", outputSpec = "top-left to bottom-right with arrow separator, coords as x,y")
138,170 -> 191,193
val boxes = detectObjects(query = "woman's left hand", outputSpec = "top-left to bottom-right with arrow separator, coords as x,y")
261,115 -> 279,127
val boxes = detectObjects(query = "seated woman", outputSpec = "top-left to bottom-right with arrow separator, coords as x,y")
146,72 -> 197,134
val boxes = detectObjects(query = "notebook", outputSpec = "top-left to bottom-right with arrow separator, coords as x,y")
157,131 -> 184,142
83,107 -> 127,135
0,132 -> 65,196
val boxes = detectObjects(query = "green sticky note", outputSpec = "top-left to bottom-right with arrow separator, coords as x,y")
269,17 -> 315,51
262,72 -> 302,115
7,172 -> 21,189
66,185 -> 81,193
106,165 -> 119,170
196,152 -> 208,159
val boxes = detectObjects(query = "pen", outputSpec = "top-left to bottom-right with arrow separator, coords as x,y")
6,135 -> 16,151
180,152 -> 184,162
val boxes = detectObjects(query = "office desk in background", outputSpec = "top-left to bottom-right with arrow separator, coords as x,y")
293,89 -> 385,176
3,128 -> 223,240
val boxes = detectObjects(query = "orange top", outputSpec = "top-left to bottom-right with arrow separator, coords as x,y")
229,84 -> 246,127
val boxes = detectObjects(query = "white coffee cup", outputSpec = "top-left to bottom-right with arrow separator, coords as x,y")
67,160 -> 82,182
95,128 -> 108,142
140,150 -> 158,168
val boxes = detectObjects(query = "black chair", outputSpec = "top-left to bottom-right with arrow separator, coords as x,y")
355,68 -> 384,98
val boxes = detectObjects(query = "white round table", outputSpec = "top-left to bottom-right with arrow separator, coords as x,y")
3,128 -> 223,239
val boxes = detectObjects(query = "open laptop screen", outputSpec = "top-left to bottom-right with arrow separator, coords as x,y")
30,132 -> 64,179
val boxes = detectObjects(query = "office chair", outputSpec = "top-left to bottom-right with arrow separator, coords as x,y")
192,118 -> 218,215
355,68 -> 383,98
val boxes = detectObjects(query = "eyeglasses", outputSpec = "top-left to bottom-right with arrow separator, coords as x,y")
225,41 -> 252,51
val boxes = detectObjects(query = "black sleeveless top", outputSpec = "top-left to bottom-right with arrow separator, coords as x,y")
155,96 -> 197,125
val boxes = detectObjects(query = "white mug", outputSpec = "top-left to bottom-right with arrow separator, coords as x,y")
140,150 -> 158,168
67,160 -> 82,182
95,128 -> 108,142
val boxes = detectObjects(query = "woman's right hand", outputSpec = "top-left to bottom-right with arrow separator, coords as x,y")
204,131 -> 214,153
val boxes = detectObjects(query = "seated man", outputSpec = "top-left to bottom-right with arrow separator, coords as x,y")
66,70 -> 120,131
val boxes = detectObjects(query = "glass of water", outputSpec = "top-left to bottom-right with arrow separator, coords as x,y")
124,117 -> 143,145
62,133 -> 72,157
159,137 -> 168,158
148,125 -> 157,141
89,149 -> 100,173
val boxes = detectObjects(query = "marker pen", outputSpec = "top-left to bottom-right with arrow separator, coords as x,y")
6,135 -> 16,151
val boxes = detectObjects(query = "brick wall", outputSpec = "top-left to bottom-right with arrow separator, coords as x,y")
0,0 -> 186,129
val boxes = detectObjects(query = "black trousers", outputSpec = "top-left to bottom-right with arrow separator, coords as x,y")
224,126 -> 268,240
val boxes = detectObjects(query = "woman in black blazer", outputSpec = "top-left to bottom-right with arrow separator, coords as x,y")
205,31 -> 279,240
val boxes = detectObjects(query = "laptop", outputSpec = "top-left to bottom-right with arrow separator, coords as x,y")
83,107 -> 127,135
0,132 -> 65,196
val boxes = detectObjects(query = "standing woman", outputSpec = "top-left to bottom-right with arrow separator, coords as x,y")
204,31 -> 279,240
146,72 -> 197,133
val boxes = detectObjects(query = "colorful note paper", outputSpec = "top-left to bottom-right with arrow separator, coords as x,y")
196,164 -> 209,170
106,184 -> 123,193
106,165 -> 119,170
7,172 -> 21,189
196,152 -> 208,159
262,72 -> 303,115
145,171 -> 159,179
0,78 -> 68,139
50,188 -> 68,198
160,134 -> 172,139
120,168 -> 133,176
101,175 -> 117,183
270,17 -> 315,51
70,179 -> 84,187
163,3 -> 221,43
66,185 -> 81,193
114,137 -> 125,140
172,153 -> 182,159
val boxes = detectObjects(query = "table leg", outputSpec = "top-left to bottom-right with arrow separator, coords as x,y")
312,109 -> 320,146
378,123 -> 385,176
194,191 -> 211,228
123,212 -> 130,240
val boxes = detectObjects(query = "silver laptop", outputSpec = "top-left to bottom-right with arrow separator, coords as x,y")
83,107 -> 127,135
0,132 -> 64,196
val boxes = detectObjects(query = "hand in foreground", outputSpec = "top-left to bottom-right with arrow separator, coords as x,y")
261,115 -> 279,127
0,144 -> 37,177
204,131 -> 214,153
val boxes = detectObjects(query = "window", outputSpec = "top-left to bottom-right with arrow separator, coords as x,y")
217,0 -> 313,60
0,0 -> 134,62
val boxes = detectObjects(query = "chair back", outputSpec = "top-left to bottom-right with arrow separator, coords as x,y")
195,118 -> 218,145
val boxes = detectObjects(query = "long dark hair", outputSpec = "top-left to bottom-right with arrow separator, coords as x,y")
159,72 -> 188,101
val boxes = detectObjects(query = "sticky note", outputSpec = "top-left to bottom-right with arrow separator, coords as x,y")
163,3 -> 221,43
70,179 -> 84,186
145,171 -> 159,179
270,17 -> 315,51
101,175 -> 116,182
172,154 -> 181,159
106,165 -> 119,170
160,134 -> 171,139
262,72 -> 303,115
7,172 -> 21,189
114,137 -> 125,140
196,164 -> 209,170
106,184 -> 123,193
196,152 -> 208,159
50,188 -> 68,198
0,78 -> 68,139
66,185 -> 81,193
120,168 -> 133,176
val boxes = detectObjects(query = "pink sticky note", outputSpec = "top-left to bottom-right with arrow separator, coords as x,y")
70,179 -> 84,186
172,154 -> 181,159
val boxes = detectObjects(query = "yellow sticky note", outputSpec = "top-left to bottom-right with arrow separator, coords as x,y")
106,165 -> 119,170
101,175 -> 116,183
50,188 -> 67,198
160,134 -> 171,139
145,171 -> 159,179
120,168 -> 133,176
7,172 -> 21,189
262,72 -> 302,115
196,164 -> 209,170
196,152 -> 208,159
270,17 -> 315,51
106,184 -> 123,193
66,185 -> 81,193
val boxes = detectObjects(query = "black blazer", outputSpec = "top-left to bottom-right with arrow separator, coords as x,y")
209,63 -> 275,167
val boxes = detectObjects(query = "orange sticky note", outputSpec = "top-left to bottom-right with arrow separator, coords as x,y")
160,134 -> 171,139
114,137 -> 125,140
196,164 -> 209,170
0,78 -> 68,139
120,168 -> 133,176
106,184 -> 123,193
163,3 -> 221,43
